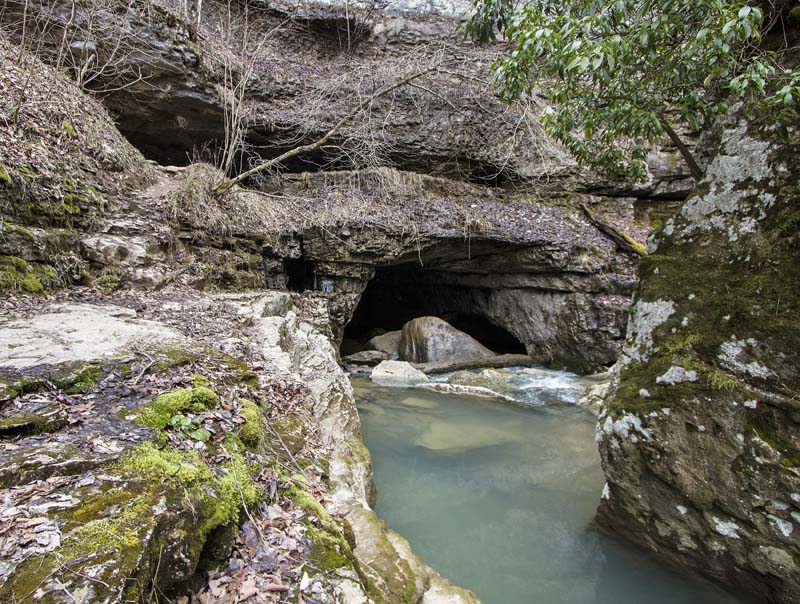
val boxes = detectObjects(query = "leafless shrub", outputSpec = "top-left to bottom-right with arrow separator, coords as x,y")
0,0 -> 173,95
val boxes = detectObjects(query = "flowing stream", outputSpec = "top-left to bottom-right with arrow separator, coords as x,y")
352,367 -> 747,604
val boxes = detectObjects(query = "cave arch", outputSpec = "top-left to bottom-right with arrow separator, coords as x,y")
342,263 -> 526,356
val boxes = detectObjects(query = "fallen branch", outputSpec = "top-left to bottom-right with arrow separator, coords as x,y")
581,204 -> 647,256
133,351 -> 156,384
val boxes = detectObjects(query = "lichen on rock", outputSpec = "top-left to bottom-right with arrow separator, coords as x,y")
597,114 -> 800,603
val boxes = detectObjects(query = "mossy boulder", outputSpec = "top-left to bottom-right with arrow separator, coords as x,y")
0,381 -> 264,604
597,115 -> 800,604
0,439 -> 263,604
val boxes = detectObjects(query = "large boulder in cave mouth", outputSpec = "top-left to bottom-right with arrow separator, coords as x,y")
399,316 -> 494,364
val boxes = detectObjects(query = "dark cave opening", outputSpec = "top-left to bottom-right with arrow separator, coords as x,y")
285,258 -> 316,292
446,314 -> 527,355
343,264 -> 526,355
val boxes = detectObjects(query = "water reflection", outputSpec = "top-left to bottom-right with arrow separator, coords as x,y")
353,369 -> 745,604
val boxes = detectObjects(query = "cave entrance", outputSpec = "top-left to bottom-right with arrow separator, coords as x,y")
342,264 -> 526,356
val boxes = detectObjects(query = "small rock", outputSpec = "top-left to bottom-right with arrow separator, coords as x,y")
371,361 -> 429,387
367,330 -> 402,360
343,350 -> 389,366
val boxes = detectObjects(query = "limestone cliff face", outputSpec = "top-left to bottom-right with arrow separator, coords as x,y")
596,115 -> 800,603
259,171 -> 643,372
0,0 -> 690,373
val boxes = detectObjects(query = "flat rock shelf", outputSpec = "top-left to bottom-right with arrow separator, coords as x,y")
352,369 -> 751,604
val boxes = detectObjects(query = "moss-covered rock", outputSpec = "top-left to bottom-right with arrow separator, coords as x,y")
134,386 -> 219,430
597,115 -> 800,604
0,374 -> 265,604
0,435 -> 263,604
0,403 -> 68,437
0,255 -> 58,294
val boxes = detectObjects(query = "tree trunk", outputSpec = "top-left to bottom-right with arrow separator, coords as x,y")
659,116 -> 703,181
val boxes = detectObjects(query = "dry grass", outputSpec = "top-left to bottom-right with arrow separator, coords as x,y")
165,162 -> 605,257
0,34 -> 155,217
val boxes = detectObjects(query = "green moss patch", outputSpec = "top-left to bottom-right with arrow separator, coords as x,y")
0,255 -> 57,294
284,478 -> 355,574
0,361 -> 104,402
152,348 -> 200,372
134,386 -> 219,430
638,188 -> 800,393
0,407 -> 67,436
1,491 -> 157,602
1,433 -> 265,604
118,439 -> 263,534
238,399 -> 266,450
96,269 -> 121,293
54,363 -> 103,394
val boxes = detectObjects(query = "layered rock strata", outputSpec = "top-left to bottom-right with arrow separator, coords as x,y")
0,290 -> 478,603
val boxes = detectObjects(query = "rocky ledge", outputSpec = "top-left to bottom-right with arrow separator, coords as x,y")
0,289 -> 478,604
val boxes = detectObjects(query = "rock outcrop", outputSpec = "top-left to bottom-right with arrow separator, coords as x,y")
596,115 -> 800,603
268,177 -> 646,373
0,290 -> 478,603
0,0 -> 690,374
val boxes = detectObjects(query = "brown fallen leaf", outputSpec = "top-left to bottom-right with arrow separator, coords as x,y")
237,577 -> 259,601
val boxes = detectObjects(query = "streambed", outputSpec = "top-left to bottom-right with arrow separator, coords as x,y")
352,368 -> 746,604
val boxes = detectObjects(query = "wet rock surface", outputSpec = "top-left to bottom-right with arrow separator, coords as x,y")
399,316 -> 494,364
371,360 -> 431,387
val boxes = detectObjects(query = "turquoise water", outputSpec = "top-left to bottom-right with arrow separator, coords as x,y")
352,369 -> 746,604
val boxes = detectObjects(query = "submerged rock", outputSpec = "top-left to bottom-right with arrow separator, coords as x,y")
415,419 -> 515,452
371,360 -> 431,387
400,316 -> 494,364
448,368 -> 509,392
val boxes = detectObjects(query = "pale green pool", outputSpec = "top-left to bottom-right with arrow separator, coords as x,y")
353,368 -> 746,604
